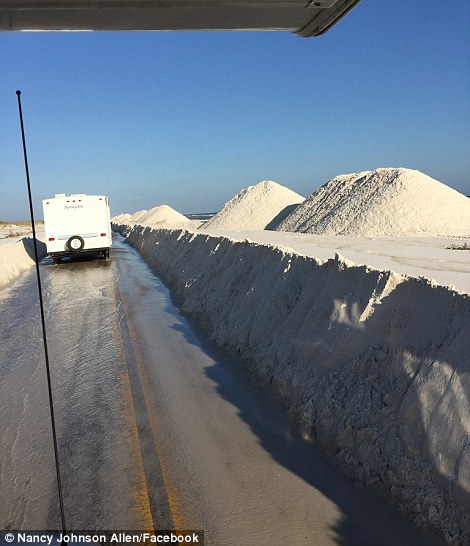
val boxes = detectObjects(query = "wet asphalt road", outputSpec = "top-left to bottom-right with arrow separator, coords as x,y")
0,236 -> 446,545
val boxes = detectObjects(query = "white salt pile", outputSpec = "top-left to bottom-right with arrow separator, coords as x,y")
130,209 -> 148,222
139,205 -> 189,226
201,180 -> 304,231
111,213 -> 132,223
276,168 -> 470,237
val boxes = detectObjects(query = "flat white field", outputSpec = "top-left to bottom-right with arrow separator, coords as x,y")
0,223 -> 44,246
199,229 -> 470,294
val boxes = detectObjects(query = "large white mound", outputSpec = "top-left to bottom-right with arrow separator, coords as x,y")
111,213 -> 132,223
139,205 -> 189,226
276,168 -> 470,237
201,180 -> 304,230
130,209 -> 148,222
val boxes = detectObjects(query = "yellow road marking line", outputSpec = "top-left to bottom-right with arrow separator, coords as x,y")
109,280 -> 154,529
124,309 -> 186,531
114,277 -> 185,530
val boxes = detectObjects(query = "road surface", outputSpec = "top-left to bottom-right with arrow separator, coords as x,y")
0,236 -> 445,545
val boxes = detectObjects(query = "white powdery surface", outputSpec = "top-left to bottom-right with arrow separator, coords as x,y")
0,235 -> 46,289
111,213 -> 132,223
201,180 -> 304,230
139,205 -> 189,226
0,224 -> 33,240
0,241 -> 34,288
200,229 -> 470,294
276,168 -> 470,237
130,209 -> 148,222
114,222 -> 470,545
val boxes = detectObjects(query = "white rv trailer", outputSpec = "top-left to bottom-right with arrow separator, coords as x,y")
42,193 -> 112,264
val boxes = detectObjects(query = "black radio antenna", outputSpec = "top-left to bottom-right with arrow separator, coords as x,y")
16,90 -> 67,532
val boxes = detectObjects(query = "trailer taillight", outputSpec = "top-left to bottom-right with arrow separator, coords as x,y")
100,233 -> 106,237
49,237 -> 55,241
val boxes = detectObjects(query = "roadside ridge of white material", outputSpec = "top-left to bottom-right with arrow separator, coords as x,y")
114,222 -> 470,545
0,238 -> 47,289
276,168 -> 470,237
201,180 -> 304,230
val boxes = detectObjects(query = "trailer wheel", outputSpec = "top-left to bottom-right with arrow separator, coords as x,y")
104,250 -> 110,260
67,235 -> 85,252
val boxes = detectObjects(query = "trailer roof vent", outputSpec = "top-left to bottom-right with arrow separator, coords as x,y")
55,193 -> 66,198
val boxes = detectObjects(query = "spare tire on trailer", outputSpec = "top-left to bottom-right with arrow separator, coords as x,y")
66,235 -> 85,253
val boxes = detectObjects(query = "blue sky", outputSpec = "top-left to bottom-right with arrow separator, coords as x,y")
1,0 -> 469,219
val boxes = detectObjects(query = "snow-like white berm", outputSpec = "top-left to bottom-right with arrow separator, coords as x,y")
201,180 -> 304,230
114,222 -> 470,545
276,168 -> 470,237
0,238 -> 47,289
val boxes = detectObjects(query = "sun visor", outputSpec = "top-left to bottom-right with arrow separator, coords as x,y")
1,0 -> 361,36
